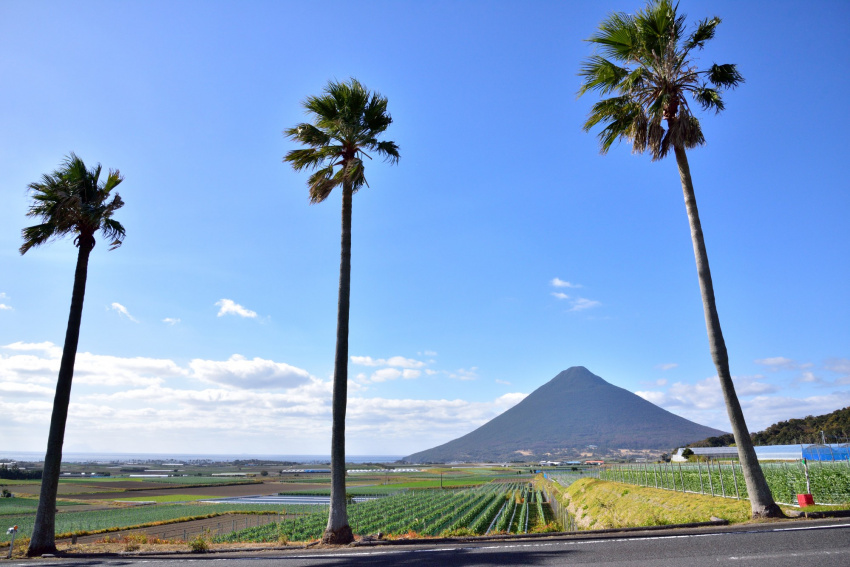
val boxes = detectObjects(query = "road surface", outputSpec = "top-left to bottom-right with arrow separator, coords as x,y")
12,518 -> 850,566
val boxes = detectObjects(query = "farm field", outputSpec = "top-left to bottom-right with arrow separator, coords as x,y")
597,461 -> 850,505
216,482 -> 556,543
1,465 -> 533,545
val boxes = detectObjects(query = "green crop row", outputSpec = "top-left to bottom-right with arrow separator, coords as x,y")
596,461 -> 850,505
0,503 -> 292,543
215,482 -> 552,543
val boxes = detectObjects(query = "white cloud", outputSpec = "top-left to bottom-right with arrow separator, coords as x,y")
449,367 -> 478,381
109,302 -> 138,323
551,278 -> 581,289
350,355 -> 426,369
370,368 -> 402,382
0,341 -> 538,454
3,341 -> 63,358
633,373 -> 848,432
495,379 -> 511,385
0,292 -> 11,311
0,343 -> 181,388
754,357 -> 797,370
190,354 -> 311,389
162,318 -> 181,325
796,371 -> 822,384
825,358 -> 850,375
548,282 -> 601,310
655,363 -> 678,371
0,381 -> 55,397
569,298 -> 601,311
754,357 -> 813,371
215,299 -> 258,318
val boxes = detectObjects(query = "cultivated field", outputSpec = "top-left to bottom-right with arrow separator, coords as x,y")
596,461 -> 850,505
1,464 -> 532,545
215,482 -> 556,543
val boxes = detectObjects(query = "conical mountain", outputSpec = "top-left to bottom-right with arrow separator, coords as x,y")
403,366 -> 726,463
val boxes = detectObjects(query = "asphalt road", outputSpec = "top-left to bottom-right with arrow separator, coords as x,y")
11,519 -> 850,567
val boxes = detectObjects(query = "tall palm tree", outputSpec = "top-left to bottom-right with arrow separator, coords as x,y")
284,78 -> 399,543
578,0 -> 782,518
21,154 -> 126,555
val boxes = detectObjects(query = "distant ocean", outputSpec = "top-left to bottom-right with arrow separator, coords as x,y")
0,451 -> 404,464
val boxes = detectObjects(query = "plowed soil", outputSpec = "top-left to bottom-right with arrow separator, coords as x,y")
57,512 -> 288,544
69,482 -> 281,500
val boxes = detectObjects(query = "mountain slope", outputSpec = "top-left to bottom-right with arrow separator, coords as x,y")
404,366 -> 726,463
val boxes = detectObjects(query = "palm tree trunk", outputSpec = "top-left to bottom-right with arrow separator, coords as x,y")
674,146 -> 782,519
323,182 -> 354,544
28,241 -> 93,556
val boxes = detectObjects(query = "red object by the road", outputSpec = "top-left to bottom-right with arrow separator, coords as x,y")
797,493 -> 815,507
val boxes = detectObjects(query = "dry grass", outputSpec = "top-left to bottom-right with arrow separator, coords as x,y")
559,477 -> 752,529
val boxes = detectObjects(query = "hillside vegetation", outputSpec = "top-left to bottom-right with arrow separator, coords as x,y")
689,406 -> 850,447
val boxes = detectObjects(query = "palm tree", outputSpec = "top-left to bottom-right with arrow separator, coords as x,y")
284,78 -> 399,543
578,0 -> 782,518
21,154 -> 126,555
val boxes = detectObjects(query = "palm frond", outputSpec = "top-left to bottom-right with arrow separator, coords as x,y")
20,153 -> 126,254
100,218 -> 126,250
685,17 -> 720,51
583,96 -> 643,154
19,223 -> 57,254
578,55 -> 630,96
579,0 -> 739,160
307,166 -> 339,204
285,78 -> 399,203
587,11 -> 638,62
284,147 -> 340,171
694,86 -> 725,113
706,63 -> 744,89
373,140 -> 400,164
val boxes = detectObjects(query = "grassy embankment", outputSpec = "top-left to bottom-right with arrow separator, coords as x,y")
540,476 -> 752,530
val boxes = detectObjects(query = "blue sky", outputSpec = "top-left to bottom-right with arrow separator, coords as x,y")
1,0 -> 848,457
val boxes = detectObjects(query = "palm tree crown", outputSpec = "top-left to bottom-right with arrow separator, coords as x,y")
21,153 -> 125,255
284,78 -> 400,203
578,0 -> 743,160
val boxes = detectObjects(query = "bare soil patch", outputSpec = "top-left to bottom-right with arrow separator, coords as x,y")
71,481 -> 285,501
57,513 -> 288,544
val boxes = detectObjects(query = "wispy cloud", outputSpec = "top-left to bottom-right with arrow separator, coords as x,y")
630,373 -> 847,432
215,299 -> 258,319
350,356 -> 426,369
0,292 -> 11,311
655,363 -> 678,371
109,303 -> 138,323
190,354 -> 311,390
495,379 -> 511,385
754,357 -> 813,371
795,371 -> 824,385
0,341 -> 532,454
569,298 -> 601,311
162,318 -> 181,325
551,278 -> 582,289
549,280 -> 600,312
449,367 -> 478,381
825,358 -> 850,375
